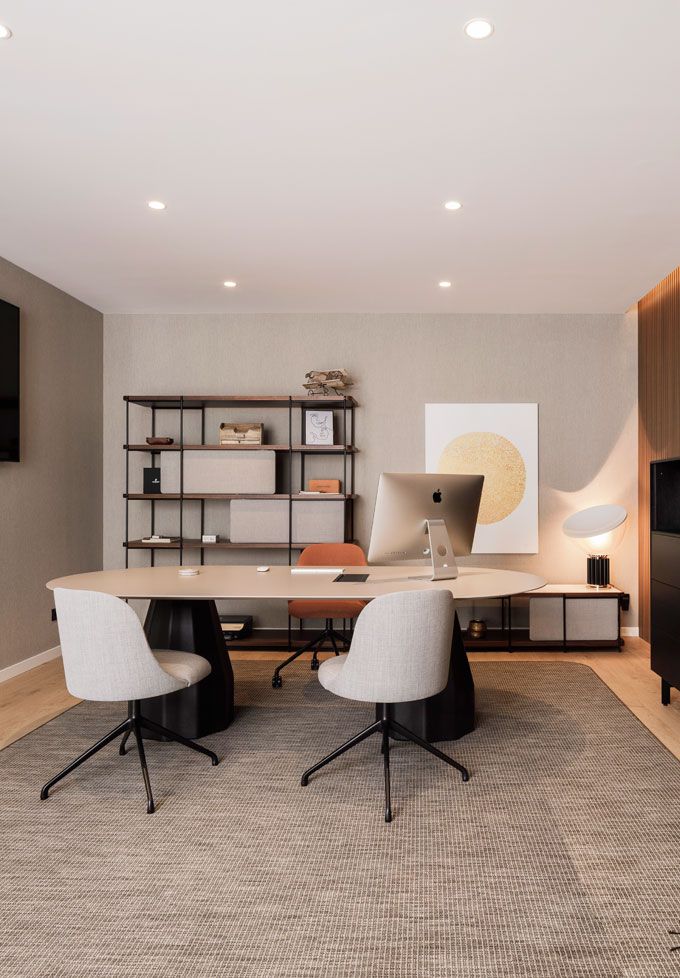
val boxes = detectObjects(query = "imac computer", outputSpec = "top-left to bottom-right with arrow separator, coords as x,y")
367,472 -> 484,581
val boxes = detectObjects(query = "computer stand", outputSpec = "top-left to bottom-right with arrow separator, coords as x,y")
409,519 -> 458,582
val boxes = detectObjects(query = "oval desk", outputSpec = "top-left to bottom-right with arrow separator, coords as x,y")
47,565 -> 544,743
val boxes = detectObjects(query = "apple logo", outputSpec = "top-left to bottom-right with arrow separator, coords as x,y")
432,489 -> 442,504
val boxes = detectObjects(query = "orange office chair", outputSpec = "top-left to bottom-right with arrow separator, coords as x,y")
272,543 -> 367,688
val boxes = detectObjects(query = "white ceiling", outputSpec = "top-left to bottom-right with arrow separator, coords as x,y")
1,1 -> 679,313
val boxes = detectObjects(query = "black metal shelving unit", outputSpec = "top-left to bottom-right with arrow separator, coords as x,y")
123,394 -> 357,568
460,590 -> 629,653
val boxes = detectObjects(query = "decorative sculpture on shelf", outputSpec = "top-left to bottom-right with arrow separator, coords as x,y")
303,369 -> 354,396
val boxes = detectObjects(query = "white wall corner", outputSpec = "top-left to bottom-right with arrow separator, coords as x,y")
621,626 -> 639,637
0,646 -> 61,684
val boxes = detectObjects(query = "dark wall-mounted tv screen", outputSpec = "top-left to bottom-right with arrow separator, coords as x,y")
0,298 -> 20,462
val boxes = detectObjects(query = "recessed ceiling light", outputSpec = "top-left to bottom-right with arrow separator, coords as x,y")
147,200 -> 166,210
0,24 -> 12,39
464,19 -> 494,39
223,281 -> 237,288
444,200 -> 462,211
439,281 -> 452,289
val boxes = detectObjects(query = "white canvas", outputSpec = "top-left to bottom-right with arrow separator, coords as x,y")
425,403 -> 538,554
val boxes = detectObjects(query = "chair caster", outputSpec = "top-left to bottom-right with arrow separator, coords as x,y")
461,770 -> 470,782
300,775 -> 309,787
385,807 -> 392,823
272,675 -> 283,688
146,801 -> 156,815
310,658 -> 320,671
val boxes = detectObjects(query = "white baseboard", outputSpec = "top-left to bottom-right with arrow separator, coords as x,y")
621,627 -> 639,637
0,645 -> 61,684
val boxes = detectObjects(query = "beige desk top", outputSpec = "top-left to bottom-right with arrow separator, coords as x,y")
47,565 -> 545,602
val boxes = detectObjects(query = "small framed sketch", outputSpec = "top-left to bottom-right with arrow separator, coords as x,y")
305,410 -> 334,445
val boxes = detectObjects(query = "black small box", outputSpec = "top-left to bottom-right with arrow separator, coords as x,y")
219,615 -> 253,642
143,467 -> 162,494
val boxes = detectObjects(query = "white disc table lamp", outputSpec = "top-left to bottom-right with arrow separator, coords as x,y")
562,504 -> 627,588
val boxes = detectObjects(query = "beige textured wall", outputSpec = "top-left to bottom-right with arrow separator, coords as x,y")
0,257 -> 103,670
103,312 -> 638,627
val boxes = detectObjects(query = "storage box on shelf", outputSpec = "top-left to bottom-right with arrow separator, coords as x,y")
123,394 -> 358,567
161,450 -> 277,494
230,499 -> 345,544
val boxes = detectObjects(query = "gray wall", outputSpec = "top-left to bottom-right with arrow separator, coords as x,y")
103,312 -> 638,627
0,256 -> 103,671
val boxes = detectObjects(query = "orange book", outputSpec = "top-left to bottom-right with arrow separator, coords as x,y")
308,479 -> 341,494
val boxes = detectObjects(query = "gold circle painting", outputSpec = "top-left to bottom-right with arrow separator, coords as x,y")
437,432 -> 526,524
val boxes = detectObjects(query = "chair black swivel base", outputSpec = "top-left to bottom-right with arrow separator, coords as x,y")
272,617 -> 351,688
300,703 -> 469,822
40,699 -> 219,815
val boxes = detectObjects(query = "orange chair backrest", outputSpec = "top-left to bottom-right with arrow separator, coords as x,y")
297,543 -> 367,567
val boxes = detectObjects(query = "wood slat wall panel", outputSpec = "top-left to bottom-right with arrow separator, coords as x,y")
638,266 -> 680,640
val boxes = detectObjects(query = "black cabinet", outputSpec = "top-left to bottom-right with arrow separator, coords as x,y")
650,458 -> 680,704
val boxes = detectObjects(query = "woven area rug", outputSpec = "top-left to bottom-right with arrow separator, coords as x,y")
1,660 -> 680,978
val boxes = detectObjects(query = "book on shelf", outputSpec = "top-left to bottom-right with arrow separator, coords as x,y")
141,535 -> 178,544
309,479 -> 341,493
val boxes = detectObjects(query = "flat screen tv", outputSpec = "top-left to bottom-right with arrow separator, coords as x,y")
0,298 -> 20,462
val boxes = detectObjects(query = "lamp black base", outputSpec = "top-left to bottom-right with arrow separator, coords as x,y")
587,555 -> 610,588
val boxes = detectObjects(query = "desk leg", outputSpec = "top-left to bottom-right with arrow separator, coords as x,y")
142,599 -> 234,740
381,612 -> 475,743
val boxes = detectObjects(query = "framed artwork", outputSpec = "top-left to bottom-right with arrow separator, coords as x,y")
425,403 -> 538,554
305,409 -> 334,445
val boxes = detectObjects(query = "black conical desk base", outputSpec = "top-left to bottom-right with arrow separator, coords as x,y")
142,599 -> 234,740
377,613 -> 475,742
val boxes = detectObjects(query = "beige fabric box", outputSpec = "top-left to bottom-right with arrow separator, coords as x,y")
529,596 -> 618,641
161,451 -> 276,494
230,499 -> 345,544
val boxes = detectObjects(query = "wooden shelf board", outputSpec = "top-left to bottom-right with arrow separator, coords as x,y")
125,443 -> 357,453
462,628 -> 621,651
225,629 -> 620,653
126,540 -> 311,550
124,394 -> 358,409
124,493 -> 355,501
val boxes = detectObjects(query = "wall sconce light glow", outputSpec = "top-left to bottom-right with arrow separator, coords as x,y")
0,24 -> 13,39
223,281 -> 237,288
444,201 -> 462,211
147,200 -> 166,210
464,19 -> 494,39
439,281 -> 452,289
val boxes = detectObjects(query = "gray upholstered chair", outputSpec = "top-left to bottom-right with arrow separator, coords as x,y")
301,589 -> 469,822
41,588 -> 219,814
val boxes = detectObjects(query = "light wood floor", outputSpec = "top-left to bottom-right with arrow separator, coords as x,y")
2,639 -> 680,760
0,657 -> 80,750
